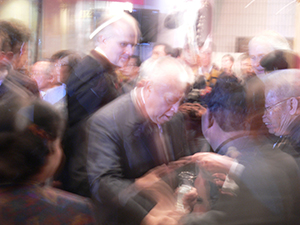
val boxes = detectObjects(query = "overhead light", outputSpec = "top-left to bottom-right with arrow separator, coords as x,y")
245,0 -> 255,9
276,0 -> 296,14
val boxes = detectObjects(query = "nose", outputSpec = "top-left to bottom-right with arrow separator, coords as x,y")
171,101 -> 180,113
262,110 -> 268,120
125,44 -> 134,56
252,57 -> 260,67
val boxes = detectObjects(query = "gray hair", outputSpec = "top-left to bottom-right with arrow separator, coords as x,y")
249,30 -> 291,52
90,12 -> 140,44
139,56 -> 194,88
264,69 -> 300,99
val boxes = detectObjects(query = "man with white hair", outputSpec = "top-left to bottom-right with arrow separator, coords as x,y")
67,12 -> 140,126
63,12 -> 140,197
263,69 -> 300,161
87,56 -> 194,225
248,30 -> 291,79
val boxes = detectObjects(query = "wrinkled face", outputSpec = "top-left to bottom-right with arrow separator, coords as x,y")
144,81 -> 185,125
249,44 -> 273,77
103,22 -> 138,67
263,91 -> 290,136
151,45 -> 167,60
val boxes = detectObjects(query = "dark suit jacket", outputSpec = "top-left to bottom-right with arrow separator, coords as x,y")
182,136 -> 300,225
0,66 -> 39,98
67,50 -> 120,127
62,50 -> 120,196
87,93 -> 193,225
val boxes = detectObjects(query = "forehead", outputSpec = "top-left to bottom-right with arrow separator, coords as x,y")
112,20 -> 138,41
58,56 -> 69,64
32,62 -> 50,71
265,90 -> 280,103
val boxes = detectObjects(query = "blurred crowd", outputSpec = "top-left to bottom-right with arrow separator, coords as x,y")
1,11 -> 300,225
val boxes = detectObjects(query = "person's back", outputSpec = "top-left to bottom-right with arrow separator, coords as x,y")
0,184 -> 96,224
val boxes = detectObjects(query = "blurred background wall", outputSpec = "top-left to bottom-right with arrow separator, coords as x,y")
0,0 -> 299,68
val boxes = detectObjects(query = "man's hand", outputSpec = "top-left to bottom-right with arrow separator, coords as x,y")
181,187 -> 198,213
212,173 -> 226,189
191,152 -> 234,174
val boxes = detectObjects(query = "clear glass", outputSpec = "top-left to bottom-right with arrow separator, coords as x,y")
176,171 -> 196,212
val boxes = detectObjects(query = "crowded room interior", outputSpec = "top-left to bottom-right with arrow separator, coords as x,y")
1,0 -> 300,224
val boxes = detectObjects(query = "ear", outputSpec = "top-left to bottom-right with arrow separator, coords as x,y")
143,80 -> 153,98
98,34 -> 108,45
288,97 -> 299,115
202,108 -> 214,129
207,109 -> 214,128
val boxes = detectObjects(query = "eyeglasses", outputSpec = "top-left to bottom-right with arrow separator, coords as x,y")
264,98 -> 289,113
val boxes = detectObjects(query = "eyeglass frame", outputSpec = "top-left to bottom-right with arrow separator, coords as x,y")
264,97 -> 300,113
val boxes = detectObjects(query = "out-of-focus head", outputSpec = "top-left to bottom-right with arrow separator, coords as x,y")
263,69 -> 300,137
139,56 -> 194,125
248,30 -> 290,78
239,53 -> 254,76
90,12 -> 140,67
0,99 -> 64,183
221,54 -> 234,71
30,61 -> 53,91
119,55 -> 141,79
0,19 -> 31,70
151,43 -> 173,60
51,50 -> 82,84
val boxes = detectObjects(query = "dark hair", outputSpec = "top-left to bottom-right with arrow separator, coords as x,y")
130,55 -> 141,67
153,42 -> 173,55
222,54 -> 234,63
172,48 -> 182,58
50,49 -> 82,71
0,99 -> 63,183
204,75 -> 265,133
0,19 -> 31,54
204,76 -> 247,132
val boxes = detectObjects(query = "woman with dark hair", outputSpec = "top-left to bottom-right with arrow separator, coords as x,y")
0,99 -> 96,224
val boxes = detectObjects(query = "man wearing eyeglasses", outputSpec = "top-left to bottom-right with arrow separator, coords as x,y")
263,69 -> 300,164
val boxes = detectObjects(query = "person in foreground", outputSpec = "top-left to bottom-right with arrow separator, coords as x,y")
180,76 -> 300,225
0,99 -> 96,224
87,56 -> 194,225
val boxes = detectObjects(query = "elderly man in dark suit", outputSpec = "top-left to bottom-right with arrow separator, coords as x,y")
87,56 -> 194,225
